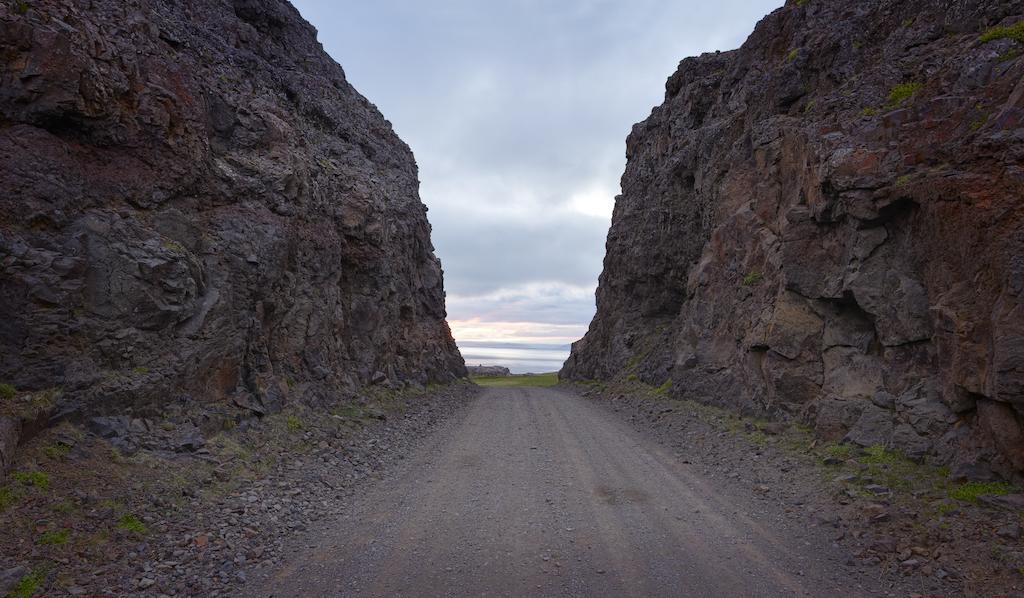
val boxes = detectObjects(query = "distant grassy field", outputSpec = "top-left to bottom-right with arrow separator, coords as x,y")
471,372 -> 559,387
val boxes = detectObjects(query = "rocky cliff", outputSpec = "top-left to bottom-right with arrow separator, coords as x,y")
563,0 -> 1024,479
0,0 -> 465,466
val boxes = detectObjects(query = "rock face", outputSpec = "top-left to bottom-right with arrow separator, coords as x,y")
564,1 -> 1024,477
0,0 -> 465,430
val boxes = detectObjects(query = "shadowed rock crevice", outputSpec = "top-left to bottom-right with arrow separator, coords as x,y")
563,0 -> 1024,480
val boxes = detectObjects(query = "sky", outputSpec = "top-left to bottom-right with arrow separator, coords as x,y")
290,0 -> 782,372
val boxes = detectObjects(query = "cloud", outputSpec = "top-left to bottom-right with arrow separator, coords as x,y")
291,0 -> 783,351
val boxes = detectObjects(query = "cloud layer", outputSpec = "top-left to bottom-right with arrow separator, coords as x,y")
291,0 -> 782,370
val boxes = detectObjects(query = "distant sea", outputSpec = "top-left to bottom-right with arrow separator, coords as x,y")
458,341 -> 570,374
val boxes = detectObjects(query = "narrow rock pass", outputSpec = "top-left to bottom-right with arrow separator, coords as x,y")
252,388 -> 902,597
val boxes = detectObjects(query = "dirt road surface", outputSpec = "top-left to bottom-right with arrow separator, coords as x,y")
252,387 -> 899,597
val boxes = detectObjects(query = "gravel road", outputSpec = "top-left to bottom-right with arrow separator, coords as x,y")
253,386 -> 898,597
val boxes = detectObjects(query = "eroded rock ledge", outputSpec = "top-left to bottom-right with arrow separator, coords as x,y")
0,0 -> 465,458
563,0 -> 1024,479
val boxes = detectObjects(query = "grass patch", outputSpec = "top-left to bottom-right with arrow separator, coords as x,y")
116,513 -> 148,535
785,48 -> 798,62
823,443 -> 853,459
895,174 -> 911,187
849,444 -> 952,495
742,271 -> 763,286
653,380 -> 673,395
285,415 -> 303,432
131,366 -> 149,375
472,372 -> 559,387
980,21 -> 1024,44
332,404 -> 366,419
626,373 -> 639,382
859,444 -> 901,465
949,481 -> 1013,503
12,471 -> 50,490
861,106 -> 878,117
0,486 -> 20,511
42,443 -> 70,461
887,82 -> 922,106
50,501 -> 76,514
999,47 -> 1023,61
7,568 -> 45,598
2,387 -> 60,419
37,529 -> 69,546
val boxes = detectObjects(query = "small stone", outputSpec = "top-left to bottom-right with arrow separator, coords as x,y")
138,577 -> 156,589
871,537 -> 896,553
996,523 -> 1021,540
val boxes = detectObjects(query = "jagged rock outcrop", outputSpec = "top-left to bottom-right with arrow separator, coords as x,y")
564,0 -> 1024,478
0,0 -> 465,449
467,365 -> 511,377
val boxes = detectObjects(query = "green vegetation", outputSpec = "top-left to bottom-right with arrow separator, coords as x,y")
894,174 -> 911,187
50,501 -> 76,514
37,529 -> 69,546
7,569 -> 44,598
999,47 -> 1023,62
949,481 -> 1013,503
285,414 -> 303,432
861,106 -> 879,117
3,387 -> 60,420
12,471 -> 50,491
653,380 -> 673,395
471,372 -> 559,387
742,271 -> 763,286
823,443 -> 853,459
14,1 -> 30,16
626,373 -> 639,382
980,21 -> 1024,44
859,444 -> 901,465
132,367 -> 149,375
116,513 -> 148,535
887,82 -> 922,105
795,0 -> 809,6
42,443 -> 70,461
0,486 -> 19,511
332,404 -> 367,419
785,48 -> 798,62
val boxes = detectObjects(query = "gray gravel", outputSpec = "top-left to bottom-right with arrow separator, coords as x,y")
250,386 -> 908,597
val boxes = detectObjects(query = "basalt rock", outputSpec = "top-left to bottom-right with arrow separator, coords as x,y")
564,0 -> 1024,478
466,365 -> 511,377
0,0 -> 465,459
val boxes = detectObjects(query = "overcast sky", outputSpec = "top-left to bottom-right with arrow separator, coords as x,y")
290,0 -> 781,363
